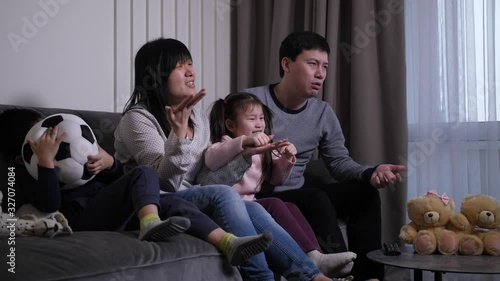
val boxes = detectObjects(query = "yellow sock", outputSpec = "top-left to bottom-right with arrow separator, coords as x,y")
218,233 -> 236,255
140,214 -> 160,229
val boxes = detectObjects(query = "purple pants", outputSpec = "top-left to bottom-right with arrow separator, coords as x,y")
257,197 -> 321,253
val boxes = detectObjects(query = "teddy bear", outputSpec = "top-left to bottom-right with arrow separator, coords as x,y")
399,190 -> 460,255
449,194 -> 500,256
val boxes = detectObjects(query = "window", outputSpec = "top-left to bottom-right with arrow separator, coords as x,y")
405,0 -> 500,204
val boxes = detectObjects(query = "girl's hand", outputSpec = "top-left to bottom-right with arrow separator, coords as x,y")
279,142 -> 297,162
242,132 -> 274,147
26,126 -> 66,168
165,89 -> 206,138
242,138 -> 288,157
86,145 -> 114,175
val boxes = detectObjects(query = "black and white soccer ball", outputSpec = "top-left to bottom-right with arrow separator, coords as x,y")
22,113 -> 99,190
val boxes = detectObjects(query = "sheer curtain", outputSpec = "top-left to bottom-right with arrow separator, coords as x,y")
406,1 -> 500,279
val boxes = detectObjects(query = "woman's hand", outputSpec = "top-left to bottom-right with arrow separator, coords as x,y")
86,144 -> 114,175
370,164 -> 406,188
27,126 -> 66,168
165,89 -> 206,138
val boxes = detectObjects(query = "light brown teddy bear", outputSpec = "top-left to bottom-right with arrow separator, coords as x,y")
399,190 -> 459,255
449,194 -> 500,256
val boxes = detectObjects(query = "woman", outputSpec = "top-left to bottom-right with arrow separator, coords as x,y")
114,38 -> 346,281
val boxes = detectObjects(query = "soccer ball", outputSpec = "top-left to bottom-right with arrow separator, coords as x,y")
22,113 -> 99,190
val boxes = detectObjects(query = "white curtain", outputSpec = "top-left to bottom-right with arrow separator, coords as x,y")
406,0 -> 500,280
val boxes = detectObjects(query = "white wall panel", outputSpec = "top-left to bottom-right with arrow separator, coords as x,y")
115,0 -> 132,112
215,0 -> 231,105
1,0 -> 231,113
189,0 -> 203,109
175,0 -> 190,46
162,0 -> 176,38
201,0 -> 217,110
115,0 -> 231,113
131,0 -> 147,64
0,0 -> 115,112
148,0 -> 162,40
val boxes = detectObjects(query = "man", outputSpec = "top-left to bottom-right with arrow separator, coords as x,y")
244,31 -> 406,281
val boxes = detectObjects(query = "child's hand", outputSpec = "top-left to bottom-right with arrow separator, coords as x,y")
85,145 -> 114,175
242,132 -> 274,147
279,142 -> 297,162
27,126 -> 66,168
242,138 -> 288,157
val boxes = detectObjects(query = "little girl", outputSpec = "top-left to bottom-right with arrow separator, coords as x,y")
197,92 -> 357,278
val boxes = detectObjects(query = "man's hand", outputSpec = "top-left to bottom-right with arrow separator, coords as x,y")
370,164 -> 406,188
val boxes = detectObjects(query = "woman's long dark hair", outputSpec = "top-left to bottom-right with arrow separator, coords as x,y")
209,92 -> 274,185
123,38 -> 193,136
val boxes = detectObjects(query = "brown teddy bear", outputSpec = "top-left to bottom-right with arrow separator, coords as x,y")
449,194 -> 500,256
399,190 -> 459,255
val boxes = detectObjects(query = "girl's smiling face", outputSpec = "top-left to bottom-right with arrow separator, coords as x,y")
227,104 -> 266,137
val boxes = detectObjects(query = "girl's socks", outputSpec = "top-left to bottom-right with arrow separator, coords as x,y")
138,215 -> 190,241
218,232 -> 274,266
140,214 -> 160,228
307,249 -> 357,278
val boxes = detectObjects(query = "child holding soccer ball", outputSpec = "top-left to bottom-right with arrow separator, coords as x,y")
0,108 -> 272,266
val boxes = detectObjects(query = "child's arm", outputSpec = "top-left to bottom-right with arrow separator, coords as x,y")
86,145 -> 124,184
240,133 -> 291,158
25,126 -> 66,213
269,143 -> 297,186
205,136 -> 245,171
29,166 -> 62,213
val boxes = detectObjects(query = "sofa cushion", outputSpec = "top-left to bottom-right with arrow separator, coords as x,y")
303,159 -> 337,188
0,231 -> 242,281
0,104 -> 242,281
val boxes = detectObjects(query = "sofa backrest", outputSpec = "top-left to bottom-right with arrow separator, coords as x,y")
0,104 -> 122,165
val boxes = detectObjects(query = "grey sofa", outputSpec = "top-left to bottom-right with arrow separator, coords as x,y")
0,104 -> 348,281
0,104 -> 242,281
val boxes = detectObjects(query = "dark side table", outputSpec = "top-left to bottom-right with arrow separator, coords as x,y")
367,248 -> 500,281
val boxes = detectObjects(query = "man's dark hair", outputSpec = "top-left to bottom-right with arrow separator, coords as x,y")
279,31 -> 330,77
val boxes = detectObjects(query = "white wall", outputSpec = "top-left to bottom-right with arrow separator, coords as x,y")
0,0 -> 232,112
